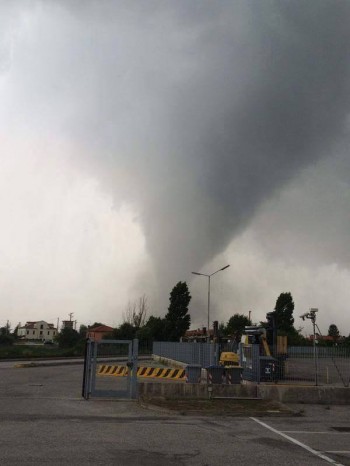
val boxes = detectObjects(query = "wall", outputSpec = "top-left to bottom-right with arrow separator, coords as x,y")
138,381 -> 350,404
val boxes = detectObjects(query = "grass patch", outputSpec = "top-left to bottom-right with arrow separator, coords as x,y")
141,397 -> 297,417
0,344 -> 84,360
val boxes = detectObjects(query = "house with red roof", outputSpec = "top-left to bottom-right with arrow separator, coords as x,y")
86,324 -> 114,341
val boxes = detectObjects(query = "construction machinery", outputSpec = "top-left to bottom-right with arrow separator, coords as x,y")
242,326 -> 287,357
219,351 -> 240,366
240,312 -> 288,382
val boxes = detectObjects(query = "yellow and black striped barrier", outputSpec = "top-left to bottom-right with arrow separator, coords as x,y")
137,366 -> 185,380
98,365 -> 185,381
98,365 -> 128,377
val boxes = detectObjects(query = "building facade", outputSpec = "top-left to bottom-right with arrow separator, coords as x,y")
18,321 -> 57,341
86,325 -> 114,341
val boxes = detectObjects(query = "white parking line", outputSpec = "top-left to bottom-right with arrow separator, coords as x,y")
281,431 -> 349,434
251,418 -> 344,466
326,452 -> 350,454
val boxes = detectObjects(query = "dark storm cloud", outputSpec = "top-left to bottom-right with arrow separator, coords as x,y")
187,0 -> 350,256
90,0 -> 349,290
3,1 -> 350,305
66,1 -> 349,292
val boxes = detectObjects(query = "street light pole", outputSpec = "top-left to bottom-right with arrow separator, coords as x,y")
192,265 -> 230,342
207,275 -> 210,336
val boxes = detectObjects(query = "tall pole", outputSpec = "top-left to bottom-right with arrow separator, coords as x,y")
300,308 -> 318,387
192,264 -> 230,343
312,316 -> 318,386
207,276 -> 211,342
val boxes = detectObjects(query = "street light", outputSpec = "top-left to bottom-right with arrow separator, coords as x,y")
192,265 -> 230,341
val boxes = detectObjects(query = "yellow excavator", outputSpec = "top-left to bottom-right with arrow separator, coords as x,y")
242,325 -> 287,356
219,326 -> 287,367
219,351 -> 240,366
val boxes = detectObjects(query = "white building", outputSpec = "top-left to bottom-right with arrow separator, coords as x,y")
18,321 -> 57,341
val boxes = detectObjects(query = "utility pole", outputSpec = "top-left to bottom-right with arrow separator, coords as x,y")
68,312 -> 74,321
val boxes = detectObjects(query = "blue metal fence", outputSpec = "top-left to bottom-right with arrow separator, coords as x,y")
239,343 -> 350,386
153,341 -> 219,367
153,342 -> 350,386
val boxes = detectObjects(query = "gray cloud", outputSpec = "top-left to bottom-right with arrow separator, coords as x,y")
1,1 -> 350,323
66,1 -> 350,291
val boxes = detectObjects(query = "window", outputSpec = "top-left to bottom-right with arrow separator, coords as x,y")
40,331 -> 43,335
47,331 -> 50,335
33,330 -> 35,335
26,330 -> 29,335
40,324 -> 43,329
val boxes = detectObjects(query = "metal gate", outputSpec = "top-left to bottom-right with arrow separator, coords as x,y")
82,339 -> 138,399
240,343 -> 260,382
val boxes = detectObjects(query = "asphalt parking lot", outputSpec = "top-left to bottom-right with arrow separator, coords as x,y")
0,361 -> 350,465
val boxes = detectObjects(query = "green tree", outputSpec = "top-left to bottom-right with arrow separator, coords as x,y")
56,327 -> 80,348
0,321 -> 11,336
164,281 -> 191,341
0,334 -> 14,345
143,316 -> 167,342
12,323 -> 20,339
111,322 -> 136,340
135,325 -> 153,342
274,292 -> 295,334
224,313 -> 252,342
79,324 -> 88,338
0,325 -> 14,346
287,328 -> 309,346
89,322 -> 104,328
218,322 -> 226,334
328,324 -> 340,340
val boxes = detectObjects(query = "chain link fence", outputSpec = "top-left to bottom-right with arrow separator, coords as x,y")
153,341 -> 350,386
240,343 -> 350,386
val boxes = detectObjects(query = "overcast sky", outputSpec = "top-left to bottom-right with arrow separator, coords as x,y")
1,0 -> 350,336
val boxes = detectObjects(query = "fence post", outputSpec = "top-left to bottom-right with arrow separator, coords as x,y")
210,342 -> 215,366
214,343 -> 219,365
314,340 -> 319,386
82,339 -> 92,399
253,344 -> 260,384
130,339 -> 139,399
